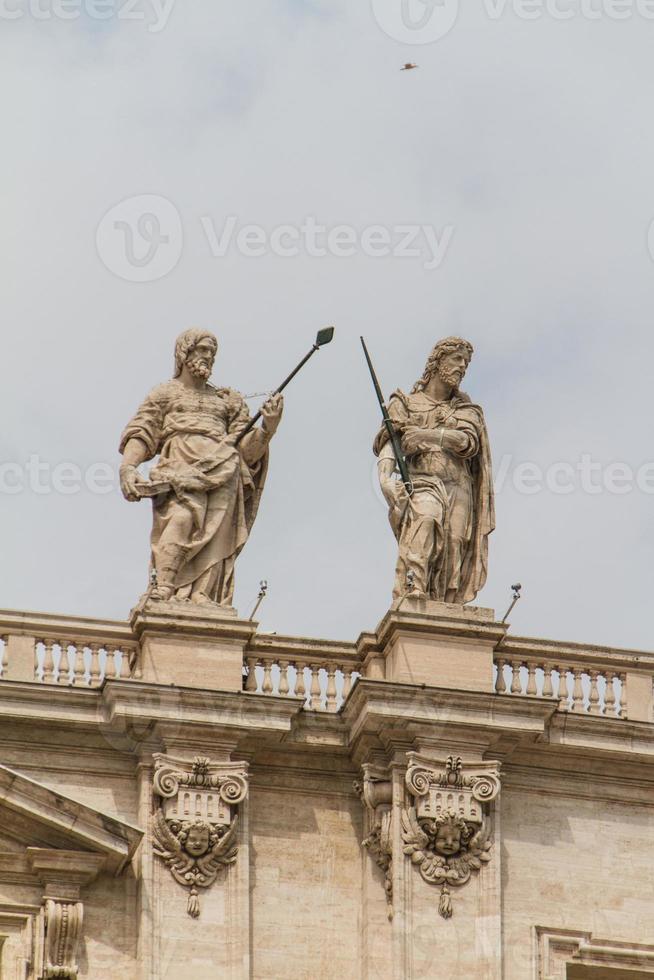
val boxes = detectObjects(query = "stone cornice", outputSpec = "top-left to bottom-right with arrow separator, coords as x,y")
503,761 -> 654,807
343,679 -> 557,749
102,682 -> 303,737
26,848 -> 107,897
0,765 -> 142,873
343,679 -> 654,768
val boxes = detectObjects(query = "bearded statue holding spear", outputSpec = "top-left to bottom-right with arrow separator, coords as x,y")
120,327 -> 333,608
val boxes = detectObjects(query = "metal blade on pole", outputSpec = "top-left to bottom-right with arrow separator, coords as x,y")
235,327 -> 335,446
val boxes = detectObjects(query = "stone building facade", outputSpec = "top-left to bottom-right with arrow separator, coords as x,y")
0,597 -> 651,979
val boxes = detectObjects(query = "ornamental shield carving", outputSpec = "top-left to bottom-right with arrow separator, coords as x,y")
151,754 -> 248,917
402,754 -> 501,919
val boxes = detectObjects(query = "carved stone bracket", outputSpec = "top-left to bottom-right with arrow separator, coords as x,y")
42,899 -> 83,980
355,764 -> 393,918
26,849 -> 106,980
151,754 -> 248,918
402,753 -> 501,919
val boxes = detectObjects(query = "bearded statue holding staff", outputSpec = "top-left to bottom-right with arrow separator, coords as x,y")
372,337 -> 494,604
119,329 -> 283,607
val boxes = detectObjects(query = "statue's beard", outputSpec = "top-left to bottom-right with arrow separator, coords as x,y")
187,355 -> 212,380
438,365 -> 464,388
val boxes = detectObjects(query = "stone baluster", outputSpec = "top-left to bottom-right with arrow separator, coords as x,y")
104,648 -> 119,681
0,637 -> 5,678
261,659 -> 274,696
570,668 -> 584,712
70,645 -> 85,685
278,660 -> 290,697
294,663 -> 307,704
510,660 -> 523,695
526,661 -> 538,697
89,644 -> 101,687
557,667 -> 570,708
494,658 -> 507,694
325,665 -> 337,712
620,673 -> 628,717
542,663 -> 554,698
604,671 -> 616,717
119,649 -> 133,680
588,670 -> 601,715
42,642 -> 55,684
57,642 -> 70,685
309,665 -> 322,711
245,657 -> 258,693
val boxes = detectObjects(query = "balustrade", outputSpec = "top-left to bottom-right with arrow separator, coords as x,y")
34,638 -> 137,686
244,654 -> 361,712
0,611 -> 139,687
493,656 -> 626,718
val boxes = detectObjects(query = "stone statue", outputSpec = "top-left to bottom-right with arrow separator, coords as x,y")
373,337 -> 494,604
119,329 -> 283,606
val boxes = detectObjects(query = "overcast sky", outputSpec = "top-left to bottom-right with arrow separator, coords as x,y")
2,1 -> 653,650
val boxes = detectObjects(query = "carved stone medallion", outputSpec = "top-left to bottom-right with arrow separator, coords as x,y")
402,754 -> 501,918
151,754 -> 248,917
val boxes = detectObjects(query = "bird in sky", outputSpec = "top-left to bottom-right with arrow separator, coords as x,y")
401,63 -> 418,71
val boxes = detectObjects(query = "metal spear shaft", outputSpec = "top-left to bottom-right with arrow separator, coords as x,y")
360,337 -> 413,496
234,327 -> 335,446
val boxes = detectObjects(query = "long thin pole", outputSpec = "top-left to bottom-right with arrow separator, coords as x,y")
360,337 -> 413,496
235,343 -> 321,446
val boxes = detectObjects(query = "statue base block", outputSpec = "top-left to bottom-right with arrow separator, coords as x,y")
360,598 -> 506,693
130,600 -> 255,692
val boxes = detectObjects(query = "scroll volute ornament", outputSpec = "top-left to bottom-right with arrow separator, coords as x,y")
152,754 -> 248,918
402,754 -> 501,919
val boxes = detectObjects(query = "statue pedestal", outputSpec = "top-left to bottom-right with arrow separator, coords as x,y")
130,600 -> 256,692
359,598 -> 506,693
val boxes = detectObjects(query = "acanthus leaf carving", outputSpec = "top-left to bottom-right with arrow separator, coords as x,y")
151,754 -> 248,918
355,764 -> 394,919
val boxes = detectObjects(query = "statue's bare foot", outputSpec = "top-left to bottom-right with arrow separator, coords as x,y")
190,592 -> 214,606
150,585 -> 176,602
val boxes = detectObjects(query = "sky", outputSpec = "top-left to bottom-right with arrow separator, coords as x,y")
1,0 -> 654,650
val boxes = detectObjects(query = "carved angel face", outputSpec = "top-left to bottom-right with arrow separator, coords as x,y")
183,823 -> 211,858
433,823 -> 463,857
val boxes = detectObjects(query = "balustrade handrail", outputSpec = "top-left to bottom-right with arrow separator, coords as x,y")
247,633 -> 362,669
495,634 -> 654,673
0,609 -> 138,648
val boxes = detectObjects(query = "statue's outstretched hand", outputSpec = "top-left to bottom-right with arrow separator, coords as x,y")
261,393 -> 284,437
120,464 -> 143,502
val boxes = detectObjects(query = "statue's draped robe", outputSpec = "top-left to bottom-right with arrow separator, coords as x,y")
374,389 -> 494,603
119,381 -> 267,605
